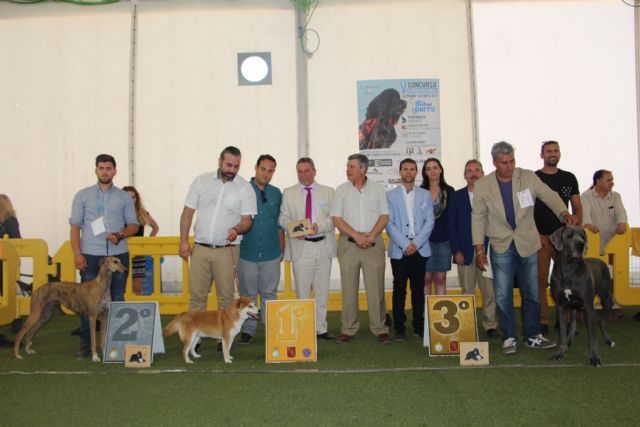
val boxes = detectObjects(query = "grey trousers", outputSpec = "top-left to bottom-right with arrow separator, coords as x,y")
237,257 -> 281,336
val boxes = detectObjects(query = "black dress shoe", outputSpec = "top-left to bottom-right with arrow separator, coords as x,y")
486,328 -> 500,339
75,346 -> 91,359
316,332 -> 334,340
394,332 -> 406,342
0,334 -> 14,347
240,332 -> 253,344
336,333 -> 353,344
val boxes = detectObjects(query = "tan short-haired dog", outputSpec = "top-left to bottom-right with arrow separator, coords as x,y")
163,297 -> 260,364
14,256 -> 126,362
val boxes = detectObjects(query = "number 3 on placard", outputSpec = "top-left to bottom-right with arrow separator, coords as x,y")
276,304 -> 306,341
432,300 -> 460,335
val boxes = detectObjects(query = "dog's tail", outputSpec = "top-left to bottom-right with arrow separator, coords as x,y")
163,315 -> 183,337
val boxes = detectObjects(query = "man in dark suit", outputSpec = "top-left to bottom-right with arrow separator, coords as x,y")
449,160 -> 499,339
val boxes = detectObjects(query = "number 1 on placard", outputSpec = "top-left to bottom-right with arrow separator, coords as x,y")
276,304 -> 306,341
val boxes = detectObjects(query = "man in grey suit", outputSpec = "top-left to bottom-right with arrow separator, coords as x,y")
472,141 -> 577,355
279,157 -> 336,340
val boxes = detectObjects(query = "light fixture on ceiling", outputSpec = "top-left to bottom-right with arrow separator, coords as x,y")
237,52 -> 272,86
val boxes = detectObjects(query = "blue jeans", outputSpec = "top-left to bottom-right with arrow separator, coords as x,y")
490,243 -> 540,341
78,253 -> 129,348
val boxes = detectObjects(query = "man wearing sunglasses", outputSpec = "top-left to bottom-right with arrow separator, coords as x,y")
237,154 -> 284,343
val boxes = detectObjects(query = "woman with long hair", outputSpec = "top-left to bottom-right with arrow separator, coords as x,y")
420,158 -> 454,295
0,194 -> 21,347
0,194 -> 20,239
122,186 -> 159,295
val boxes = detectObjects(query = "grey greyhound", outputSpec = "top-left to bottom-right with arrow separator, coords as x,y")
549,225 -> 615,366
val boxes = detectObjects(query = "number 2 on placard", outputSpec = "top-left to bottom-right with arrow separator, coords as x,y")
113,308 -> 138,341
432,300 -> 460,335
276,304 -> 306,341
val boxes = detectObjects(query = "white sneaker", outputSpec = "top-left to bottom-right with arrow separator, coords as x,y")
501,337 -> 517,355
525,334 -> 556,349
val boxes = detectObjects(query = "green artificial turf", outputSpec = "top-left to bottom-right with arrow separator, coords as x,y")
2,309 -> 639,426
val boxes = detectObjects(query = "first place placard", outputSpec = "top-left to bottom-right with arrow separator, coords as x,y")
265,299 -> 317,363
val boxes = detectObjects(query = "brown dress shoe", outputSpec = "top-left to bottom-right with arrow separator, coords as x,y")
377,333 -> 390,344
336,333 -> 353,343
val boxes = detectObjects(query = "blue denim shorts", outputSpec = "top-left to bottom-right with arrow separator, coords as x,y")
425,240 -> 452,272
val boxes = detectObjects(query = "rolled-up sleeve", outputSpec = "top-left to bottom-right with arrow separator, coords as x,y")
613,193 -> 628,224
241,183 -> 258,216
69,191 -> 84,225
184,176 -> 200,209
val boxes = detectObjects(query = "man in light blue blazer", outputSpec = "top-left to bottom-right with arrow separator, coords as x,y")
386,158 -> 434,340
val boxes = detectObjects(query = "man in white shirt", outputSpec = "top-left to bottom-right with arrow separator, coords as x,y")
179,146 -> 257,312
331,154 -> 390,344
581,169 -> 628,255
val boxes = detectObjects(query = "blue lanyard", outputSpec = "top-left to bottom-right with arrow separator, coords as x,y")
96,185 -> 113,216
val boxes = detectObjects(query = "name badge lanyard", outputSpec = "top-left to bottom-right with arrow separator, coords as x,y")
97,186 -> 113,255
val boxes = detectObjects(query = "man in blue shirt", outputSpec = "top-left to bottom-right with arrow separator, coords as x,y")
237,155 -> 284,343
69,154 -> 139,359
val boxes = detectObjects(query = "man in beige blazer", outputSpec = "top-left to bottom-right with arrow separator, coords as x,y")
279,157 -> 337,339
472,141 -> 577,355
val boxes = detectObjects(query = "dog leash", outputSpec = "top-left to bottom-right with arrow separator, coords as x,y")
228,242 -> 240,298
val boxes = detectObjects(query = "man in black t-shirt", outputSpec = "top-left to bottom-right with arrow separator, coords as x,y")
534,141 -> 583,333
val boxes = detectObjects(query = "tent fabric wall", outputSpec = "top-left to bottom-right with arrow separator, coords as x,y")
0,0 -> 637,290
0,0 -> 476,259
0,1 -> 132,252
473,0 -> 639,227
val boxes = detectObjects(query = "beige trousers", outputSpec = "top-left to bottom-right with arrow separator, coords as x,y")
457,252 -> 497,331
188,244 -> 238,311
337,234 -> 388,336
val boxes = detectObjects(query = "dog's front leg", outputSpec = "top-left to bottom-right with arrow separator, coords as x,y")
222,338 -> 233,363
99,310 -> 108,356
89,315 -> 101,362
584,305 -> 601,366
551,305 -> 569,361
567,309 -> 578,347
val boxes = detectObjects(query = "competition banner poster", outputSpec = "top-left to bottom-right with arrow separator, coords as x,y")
357,79 -> 441,189
265,299 -> 317,363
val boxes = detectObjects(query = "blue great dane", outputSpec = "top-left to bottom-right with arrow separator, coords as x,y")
549,225 -> 615,366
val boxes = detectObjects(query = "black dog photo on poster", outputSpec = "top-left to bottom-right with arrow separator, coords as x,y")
358,88 -> 407,150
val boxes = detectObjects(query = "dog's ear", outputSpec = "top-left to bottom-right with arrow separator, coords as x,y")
98,258 -> 106,267
578,227 -> 588,254
549,227 -> 565,251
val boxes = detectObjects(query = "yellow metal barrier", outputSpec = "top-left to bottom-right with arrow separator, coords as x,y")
4,238 -> 60,316
0,240 -> 19,325
585,227 -> 637,305
4,227 -> 638,321
124,237 -> 297,314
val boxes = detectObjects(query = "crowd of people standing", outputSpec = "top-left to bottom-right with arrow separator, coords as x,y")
0,141 -> 631,357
